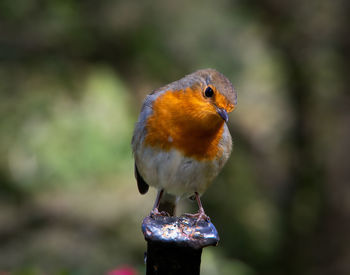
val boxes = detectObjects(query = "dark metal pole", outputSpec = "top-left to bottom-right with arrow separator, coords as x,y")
142,215 -> 219,275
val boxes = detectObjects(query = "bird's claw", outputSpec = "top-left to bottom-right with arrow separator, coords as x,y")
150,208 -> 170,218
183,211 -> 210,223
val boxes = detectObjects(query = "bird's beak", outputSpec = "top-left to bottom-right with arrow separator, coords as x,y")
217,108 -> 228,122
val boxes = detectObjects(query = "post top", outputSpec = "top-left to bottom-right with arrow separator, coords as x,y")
142,215 -> 220,250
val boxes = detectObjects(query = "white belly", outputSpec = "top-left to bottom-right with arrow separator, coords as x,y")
135,146 -> 224,197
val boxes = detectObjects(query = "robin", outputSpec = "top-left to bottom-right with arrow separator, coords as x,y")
132,69 -> 237,220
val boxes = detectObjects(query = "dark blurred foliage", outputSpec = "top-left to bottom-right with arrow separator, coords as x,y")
0,0 -> 349,274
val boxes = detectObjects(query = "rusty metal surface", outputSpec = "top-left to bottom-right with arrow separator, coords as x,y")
142,215 -> 219,250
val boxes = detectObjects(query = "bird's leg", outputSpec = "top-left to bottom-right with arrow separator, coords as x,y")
184,192 -> 210,222
195,192 -> 209,221
151,189 -> 163,215
150,189 -> 170,217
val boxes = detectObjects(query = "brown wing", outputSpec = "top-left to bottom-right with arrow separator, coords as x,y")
134,163 -> 149,194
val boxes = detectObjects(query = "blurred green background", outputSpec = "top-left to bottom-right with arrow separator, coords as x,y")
1,0 -> 349,274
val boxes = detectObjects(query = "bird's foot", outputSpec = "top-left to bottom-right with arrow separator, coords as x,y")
149,208 -> 170,218
184,210 -> 210,223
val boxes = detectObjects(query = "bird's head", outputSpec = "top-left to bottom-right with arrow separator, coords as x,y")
158,68 -> 237,130
144,69 -> 236,159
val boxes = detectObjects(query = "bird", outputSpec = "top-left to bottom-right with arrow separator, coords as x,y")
131,68 -> 237,220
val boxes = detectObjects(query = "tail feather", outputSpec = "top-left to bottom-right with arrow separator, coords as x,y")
134,163 -> 149,194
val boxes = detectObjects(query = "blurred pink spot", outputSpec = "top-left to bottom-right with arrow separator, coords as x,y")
107,266 -> 138,275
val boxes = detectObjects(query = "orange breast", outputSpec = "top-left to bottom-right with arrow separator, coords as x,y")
144,88 -> 225,161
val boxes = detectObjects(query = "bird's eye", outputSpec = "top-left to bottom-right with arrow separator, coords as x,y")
204,87 -> 214,98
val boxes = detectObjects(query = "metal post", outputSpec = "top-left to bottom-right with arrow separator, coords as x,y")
142,215 -> 219,275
